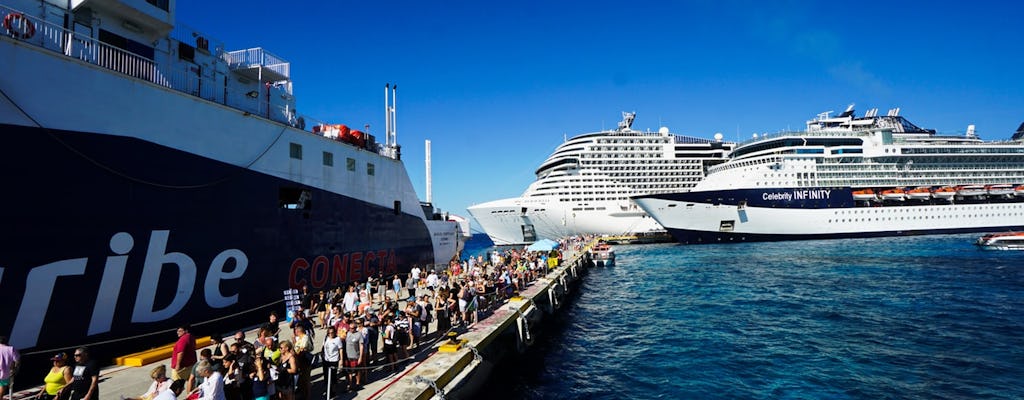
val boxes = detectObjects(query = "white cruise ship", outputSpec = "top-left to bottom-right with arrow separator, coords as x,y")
634,105 -> 1024,243
468,112 -> 732,245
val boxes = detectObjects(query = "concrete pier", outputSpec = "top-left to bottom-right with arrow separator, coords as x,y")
9,241 -> 596,400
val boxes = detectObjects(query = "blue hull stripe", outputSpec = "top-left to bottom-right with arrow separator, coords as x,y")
666,225 -> 1024,244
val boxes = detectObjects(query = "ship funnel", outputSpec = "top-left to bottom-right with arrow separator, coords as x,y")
966,124 -> 976,138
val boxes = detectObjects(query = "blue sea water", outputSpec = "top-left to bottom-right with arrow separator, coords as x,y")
476,233 -> 1024,399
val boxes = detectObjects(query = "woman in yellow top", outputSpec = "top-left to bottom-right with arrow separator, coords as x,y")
38,353 -> 72,400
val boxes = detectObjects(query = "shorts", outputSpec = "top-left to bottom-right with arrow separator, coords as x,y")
344,359 -> 360,368
0,378 -> 10,387
171,365 -> 193,381
458,299 -> 467,313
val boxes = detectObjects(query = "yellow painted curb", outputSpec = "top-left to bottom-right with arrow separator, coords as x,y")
116,336 -> 213,366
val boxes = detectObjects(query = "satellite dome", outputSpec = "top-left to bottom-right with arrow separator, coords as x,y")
713,133 -> 723,141
658,127 -> 670,134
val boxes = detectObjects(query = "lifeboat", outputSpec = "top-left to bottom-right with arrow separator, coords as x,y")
906,186 -> 933,200
1016,185 -> 1024,197
315,124 -> 349,139
933,186 -> 957,200
956,184 -> 987,197
852,188 -> 878,201
975,232 -> 1024,250
987,184 -> 1015,196
340,129 -> 366,147
880,188 -> 907,201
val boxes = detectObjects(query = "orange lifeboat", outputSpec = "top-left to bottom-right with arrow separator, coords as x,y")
1016,184 -> 1024,197
906,186 -> 933,200
341,129 -> 367,147
933,186 -> 957,200
880,188 -> 907,201
852,188 -> 877,201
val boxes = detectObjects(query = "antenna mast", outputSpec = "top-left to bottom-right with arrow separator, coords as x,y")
425,139 -> 432,204
384,84 -> 398,148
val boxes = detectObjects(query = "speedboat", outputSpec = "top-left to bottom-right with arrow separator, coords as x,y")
975,232 -> 1024,250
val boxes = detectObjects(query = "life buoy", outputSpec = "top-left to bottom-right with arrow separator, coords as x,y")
4,13 -> 35,40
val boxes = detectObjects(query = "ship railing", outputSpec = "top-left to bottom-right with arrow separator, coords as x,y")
1,4 -> 398,160
226,47 -> 291,81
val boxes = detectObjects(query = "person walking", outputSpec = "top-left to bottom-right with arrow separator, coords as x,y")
171,325 -> 197,381
0,336 -> 19,400
321,328 -> 343,397
343,323 -> 364,391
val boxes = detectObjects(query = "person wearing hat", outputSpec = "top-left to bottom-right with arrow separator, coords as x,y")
36,352 -> 72,400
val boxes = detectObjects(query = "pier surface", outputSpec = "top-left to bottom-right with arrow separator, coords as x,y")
9,243 -> 593,400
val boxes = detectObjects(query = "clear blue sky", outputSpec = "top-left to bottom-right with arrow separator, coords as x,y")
177,1 -> 1024,231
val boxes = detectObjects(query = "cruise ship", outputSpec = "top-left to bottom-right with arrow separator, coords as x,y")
634,105 -> 1024,243
0,0 -> 459,364
468,112 -> 732,245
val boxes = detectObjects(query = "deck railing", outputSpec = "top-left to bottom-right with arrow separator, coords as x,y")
226,47 -> 291,80
1,4 -> 396,159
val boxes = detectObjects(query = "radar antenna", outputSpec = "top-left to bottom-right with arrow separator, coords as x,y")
617,111 -> 636,131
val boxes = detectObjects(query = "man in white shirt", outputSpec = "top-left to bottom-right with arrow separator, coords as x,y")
426,270 -> 439,294
154,379 -> 186,400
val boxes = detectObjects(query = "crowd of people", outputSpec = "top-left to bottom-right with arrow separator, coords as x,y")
0,236 -> 596,400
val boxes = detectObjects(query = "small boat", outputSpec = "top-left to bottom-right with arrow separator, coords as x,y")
933,186 -> 957,200
957,184 -> 987,197
906,186 -> 933,200
975,232 -> 1024,250
852,188 -> 878,201
880,188 -> 907,201
988,184 -> 1016,196
589,242 -> 616,267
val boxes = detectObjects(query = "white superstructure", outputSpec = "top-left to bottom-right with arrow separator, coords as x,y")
468,112 -> 732,245
635,105 -> 1024,243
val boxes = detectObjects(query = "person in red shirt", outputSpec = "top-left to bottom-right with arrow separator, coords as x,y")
170,325 -> 196,381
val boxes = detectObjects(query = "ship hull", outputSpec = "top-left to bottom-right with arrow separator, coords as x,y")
635,187 -> 1024,244
0,30 -> 455,361
468,196 -> 664,245
0,123 -> 436,354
